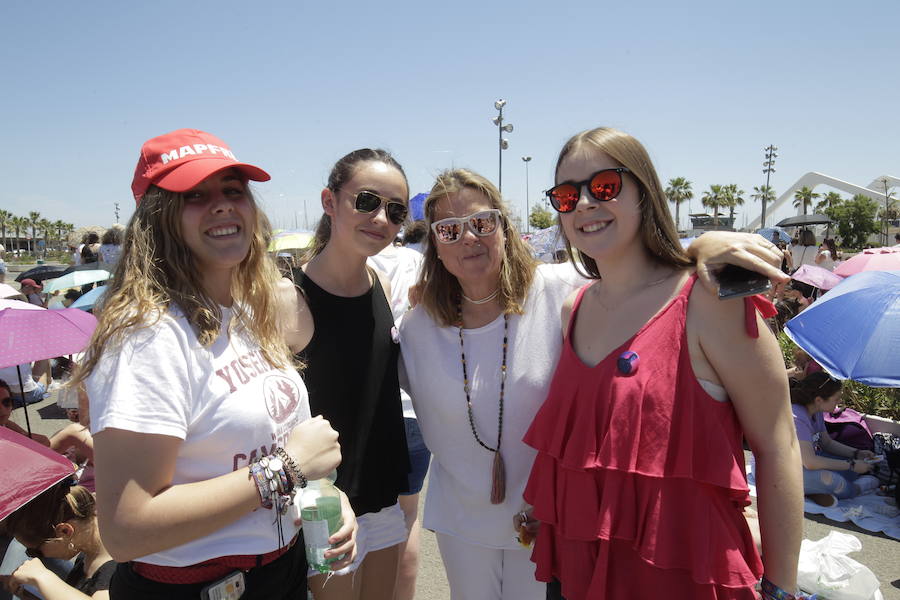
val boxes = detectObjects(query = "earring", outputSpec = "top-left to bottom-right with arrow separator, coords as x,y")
68,542 -> 75,550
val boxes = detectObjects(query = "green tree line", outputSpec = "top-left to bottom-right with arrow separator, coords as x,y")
0,210 -> 75,255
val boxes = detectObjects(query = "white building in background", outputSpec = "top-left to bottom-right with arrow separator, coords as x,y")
749,173 -> 897,231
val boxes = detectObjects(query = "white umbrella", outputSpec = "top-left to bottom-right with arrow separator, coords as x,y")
43,270 -> 110,293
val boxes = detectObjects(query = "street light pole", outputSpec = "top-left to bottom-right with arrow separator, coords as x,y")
491,99 -> 513,197
522,156 -> 532,233
882,178 -> 891,246
761,145 -> 777,228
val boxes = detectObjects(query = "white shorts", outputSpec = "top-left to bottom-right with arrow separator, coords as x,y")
308,501 -> 406,577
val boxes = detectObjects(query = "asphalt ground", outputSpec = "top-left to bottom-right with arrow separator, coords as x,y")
5,396 -> 897,599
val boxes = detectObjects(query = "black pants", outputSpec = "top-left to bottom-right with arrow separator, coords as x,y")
110,539 -> 308,600
547,578 -> 566,600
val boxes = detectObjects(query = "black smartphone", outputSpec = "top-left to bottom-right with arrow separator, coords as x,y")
716,265 -> 771,300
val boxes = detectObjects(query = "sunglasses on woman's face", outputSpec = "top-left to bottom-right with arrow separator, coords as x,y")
1,396 -> 12,408
352,191 -> 408,225
431,209 -> 502,244
545,167 -> 631,213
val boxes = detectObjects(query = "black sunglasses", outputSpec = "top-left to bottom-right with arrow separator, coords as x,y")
1,397 -> 12,408
545,168 -> 631,213
353,191 -> 408,225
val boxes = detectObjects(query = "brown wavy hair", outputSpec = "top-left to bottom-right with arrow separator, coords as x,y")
419,169 -> 538,327
4,482 -> 95,548
73,182 -> 293,387
554,127 -> 693,279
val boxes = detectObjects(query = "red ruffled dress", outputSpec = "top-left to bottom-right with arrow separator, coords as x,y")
524,274 -> 770,600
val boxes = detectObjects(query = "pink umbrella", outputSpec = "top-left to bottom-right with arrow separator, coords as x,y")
833,246 -> 900,277
791,264 -> 844,291
0,307 -> 97,370
0,427 -> 75,521
0,306 -> 97,437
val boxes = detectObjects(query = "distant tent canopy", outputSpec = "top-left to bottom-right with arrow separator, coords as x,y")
409,193 -> 428,222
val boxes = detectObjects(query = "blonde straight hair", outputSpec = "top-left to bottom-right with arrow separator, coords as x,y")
419,169 -> 538,327
74,183 -> 293,386
554,127 -> 693,278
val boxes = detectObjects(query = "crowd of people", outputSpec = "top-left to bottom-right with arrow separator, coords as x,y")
5,124 -> 873,600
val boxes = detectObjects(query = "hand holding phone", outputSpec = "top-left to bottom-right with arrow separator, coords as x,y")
716,265 -> 772,300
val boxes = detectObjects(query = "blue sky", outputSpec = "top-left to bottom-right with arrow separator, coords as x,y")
2,0 -> 898,233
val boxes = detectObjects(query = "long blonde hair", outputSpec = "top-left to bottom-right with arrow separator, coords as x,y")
554,127 -> 693,278
419,169 -> 538,327
74,183 -> 292,386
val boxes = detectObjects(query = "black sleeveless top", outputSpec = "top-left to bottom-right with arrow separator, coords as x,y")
293,268 -> 410,515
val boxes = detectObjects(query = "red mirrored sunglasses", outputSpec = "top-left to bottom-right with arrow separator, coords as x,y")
545,167 -> 630,213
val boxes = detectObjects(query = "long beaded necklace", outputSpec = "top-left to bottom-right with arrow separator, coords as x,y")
457,300 -> 508,504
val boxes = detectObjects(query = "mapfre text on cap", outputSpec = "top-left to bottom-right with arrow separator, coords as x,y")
160,144 -> 237,165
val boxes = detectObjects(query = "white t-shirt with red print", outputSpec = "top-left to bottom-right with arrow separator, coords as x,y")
87,305 -> 310,566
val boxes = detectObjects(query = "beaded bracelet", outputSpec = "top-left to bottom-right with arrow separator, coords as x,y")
249,462 -> 274,509
274,447 -> 308,489
249,453 -> 295,511
760,576 -> 817,600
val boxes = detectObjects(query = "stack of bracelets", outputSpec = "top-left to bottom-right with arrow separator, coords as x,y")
248,447 -> 308,513
759,576 -> 817,600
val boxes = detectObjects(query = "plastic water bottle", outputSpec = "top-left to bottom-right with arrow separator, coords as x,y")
299,474 -> 344,574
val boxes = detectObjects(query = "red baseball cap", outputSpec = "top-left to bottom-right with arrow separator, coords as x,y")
131,129 -> 271,203
20,279 -> 42,290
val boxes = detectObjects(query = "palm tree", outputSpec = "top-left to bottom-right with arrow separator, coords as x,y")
722,184 -> 746,221
701,184 -> 724,226
751,185 -> 776,225
53,220 -> 67,252
0,210 -> 10,252
817,191 -> 843,238
38,219 -> 53,256
792,187 -> 819,216
11,216 -> 28,255
27,211 -> 41,254
664,177 -> 693,231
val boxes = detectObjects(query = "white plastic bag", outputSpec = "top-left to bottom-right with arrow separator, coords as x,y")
797,531 -> 882,600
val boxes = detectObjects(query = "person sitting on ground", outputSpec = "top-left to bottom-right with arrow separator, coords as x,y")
0,360 -> 51,407
18,279 -> 45,307
790,373 -> 880,507
2,480 -> 115,599
0,378 -> 51,446
62,289 -> 83,308
785,347 -> 822,381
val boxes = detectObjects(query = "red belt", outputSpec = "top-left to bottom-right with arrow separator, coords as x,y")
132,536 -> 298,585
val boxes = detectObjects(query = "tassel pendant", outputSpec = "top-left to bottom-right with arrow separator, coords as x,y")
490,451 -> 506,504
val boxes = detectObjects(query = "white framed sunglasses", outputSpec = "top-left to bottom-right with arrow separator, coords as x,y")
431,209 -> 502,244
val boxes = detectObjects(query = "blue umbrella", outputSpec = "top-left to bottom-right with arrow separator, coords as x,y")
755,226 -> 790,244
785,270 -> 900,387
68,285 -> 108,311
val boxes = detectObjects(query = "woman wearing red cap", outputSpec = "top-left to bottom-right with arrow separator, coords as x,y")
73,129 -> 356,599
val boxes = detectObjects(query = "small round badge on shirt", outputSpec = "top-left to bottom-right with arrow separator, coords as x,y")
617,350 -> 640,375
